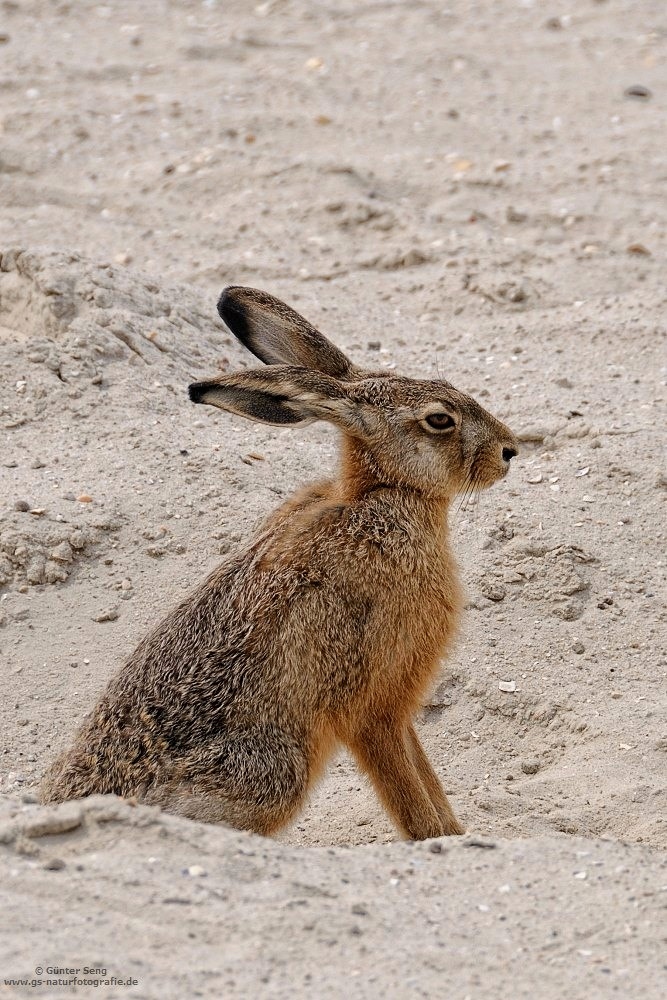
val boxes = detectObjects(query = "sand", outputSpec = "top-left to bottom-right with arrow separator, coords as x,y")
0,1 -> 665,997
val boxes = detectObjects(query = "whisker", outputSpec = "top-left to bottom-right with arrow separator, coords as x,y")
455,469 -> 476,514
455,463 -> 487,530
455,475 -> 470,510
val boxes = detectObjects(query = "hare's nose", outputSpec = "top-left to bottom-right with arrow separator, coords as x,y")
502,446 -> 518,463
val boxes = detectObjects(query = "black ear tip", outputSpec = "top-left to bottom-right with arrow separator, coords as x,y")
188,383 -> 205,403
216,290 -> 229,320
217,286 -> 243,322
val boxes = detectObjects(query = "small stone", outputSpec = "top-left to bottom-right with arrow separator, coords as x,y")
624,84 -> 651,100
426,682 -> 453,709
93,606 -> 120,623
43,857 -> 67,871
428,842 -> 443,854
145,544 -> 167,558
498,679 -> 516,693
77,494 -> 93,503
481,582 -> 506,602
50,541 -> 74,563
572,641 -> 585,654
26,555 -> 46,585
503,283 -> 527,303
45,561 -> 68,584
506,206 -> 527,223
69,530 -> 86,550
401,248 -> 429,268
545,15 -> 563,30
626,242 -> 651,256
351,903 -> 369,915
557,601 -> 583,621
14,500 -> 30,512
142,525 -> 168,541
367,341 -> 382,351
185,864 -> 207,877
521,759 -> 540,775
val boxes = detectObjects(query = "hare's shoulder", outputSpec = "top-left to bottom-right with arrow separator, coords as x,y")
250,487 -> 451,591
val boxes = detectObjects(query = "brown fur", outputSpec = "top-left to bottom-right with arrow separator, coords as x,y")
41,287 -> 518,840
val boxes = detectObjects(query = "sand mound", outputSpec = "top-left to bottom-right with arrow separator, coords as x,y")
0,247 -> 250,590
2,796 -> 665,999
0,245 -> 243,376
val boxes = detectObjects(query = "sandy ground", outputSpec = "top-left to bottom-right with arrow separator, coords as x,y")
0,0 -> 666,996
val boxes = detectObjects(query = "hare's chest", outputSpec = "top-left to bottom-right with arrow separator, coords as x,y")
355,546 -> 462,703
313,542 -> 462,724
389,556 -> 462,656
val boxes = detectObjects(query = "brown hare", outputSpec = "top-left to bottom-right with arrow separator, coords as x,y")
41,286 -> 518,840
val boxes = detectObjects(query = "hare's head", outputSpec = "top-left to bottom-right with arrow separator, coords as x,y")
189,287 -> 518,502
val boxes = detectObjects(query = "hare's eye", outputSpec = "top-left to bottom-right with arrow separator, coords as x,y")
424,412 -> 455,431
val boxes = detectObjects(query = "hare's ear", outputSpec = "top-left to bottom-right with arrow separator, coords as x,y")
218,286 -> 355,380
189,367 -> 353,428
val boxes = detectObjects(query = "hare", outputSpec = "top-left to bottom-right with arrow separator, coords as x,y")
41,286 -> 518,840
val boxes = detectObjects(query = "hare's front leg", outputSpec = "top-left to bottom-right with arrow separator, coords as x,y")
349,722 -> 446,840
406,724 -> 464,835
